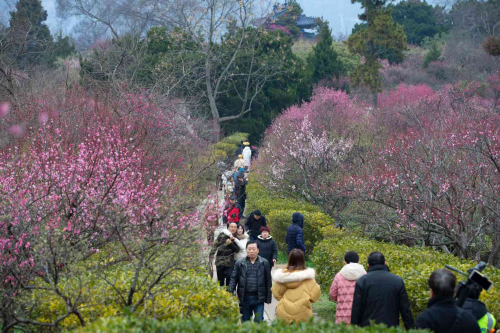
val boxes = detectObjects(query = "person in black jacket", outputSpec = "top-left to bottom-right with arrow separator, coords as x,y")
245,210 -> 267,241
209,222 -> 240,288
256,226 -> 277,268
285,212 -> 306,254
229,241 -> 272,322
462,282 -> 496,332
234,174 -> 247,215
351,252 -> 414,329
415,269 -> 480,333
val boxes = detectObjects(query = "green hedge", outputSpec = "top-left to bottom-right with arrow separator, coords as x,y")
210,133 -> 249,160
268,210 -> 332,256
245,178 -> 319,216
313,227 -> 500,318
221,132 -> 249,146
245,175 -> 332,254
32,269 -> 239,330
74,316 -> 429,332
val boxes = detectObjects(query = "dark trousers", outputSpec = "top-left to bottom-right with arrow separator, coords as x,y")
216,266 -> 233,287
238,195 -> 246,215
240,295 -> 265,322
249,234 -> 258,242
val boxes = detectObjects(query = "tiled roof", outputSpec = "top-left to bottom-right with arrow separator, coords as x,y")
296,15 -> 316,27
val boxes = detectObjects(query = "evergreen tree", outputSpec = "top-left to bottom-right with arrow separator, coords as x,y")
423,41 -> 442,68
389,0 -> 450,46
52,31 -> 76,61
307,21 -> 344,84
348,0 -> 407,107
8,0 -> 54,68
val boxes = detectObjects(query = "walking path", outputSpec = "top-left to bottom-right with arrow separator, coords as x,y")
210,189 -> 284,322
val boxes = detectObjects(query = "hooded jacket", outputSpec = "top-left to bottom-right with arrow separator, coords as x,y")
285,212 -> 306,254
256,235 -> 278,267
209,230 -> 240,268
242,146 -> 252,166
462,298 -> 496,333
272,268 -> 321,323
351,264 -> 414,329
245,212 -> 267,238
416,296 -> 480,333
224,229 -> 248,261
329,263 -> 367,324
462,298 -> 487,320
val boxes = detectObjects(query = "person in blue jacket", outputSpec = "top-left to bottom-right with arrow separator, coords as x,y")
285,212 -> 306,254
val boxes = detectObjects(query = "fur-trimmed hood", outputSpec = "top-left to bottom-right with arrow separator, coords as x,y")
257,235 -> 273,241
339,263 -> 366,281
222,229 -> 236,238
273,268 -> 315,289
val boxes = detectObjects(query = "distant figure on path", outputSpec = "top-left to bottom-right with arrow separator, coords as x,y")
351,252 -> 414,329
416,269 -> 481,333
215,160 -> 227,191
285,212 -> 306,254
242,141 -> 252,169
256,226 -> 277,268
229,241 -> 272,322
224,195 -> 242,224
329,251 -> 366,324
234,154 -> 245,171
272,249 -> 320,323
234,173 -> 247,215
209,222 -> 240,288
235,141 -> 244,156
245,210 -> 267,242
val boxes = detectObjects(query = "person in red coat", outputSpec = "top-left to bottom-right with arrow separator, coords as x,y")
329,251 -> 366,324
224,195 -> 242,223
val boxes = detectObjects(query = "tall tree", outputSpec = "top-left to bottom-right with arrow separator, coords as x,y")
389,0 -> 450,46
8,0 -> 54,68
348,0 -> 407,107
307,21 -> 344,84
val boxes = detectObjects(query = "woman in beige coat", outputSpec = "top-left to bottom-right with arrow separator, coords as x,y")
271,249 -> 321,323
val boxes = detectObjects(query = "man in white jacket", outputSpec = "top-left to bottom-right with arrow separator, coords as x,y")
242,142 -> 252,169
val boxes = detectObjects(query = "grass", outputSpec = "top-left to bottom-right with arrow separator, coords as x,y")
277,251 -> 314,267
312,292 -> 336,322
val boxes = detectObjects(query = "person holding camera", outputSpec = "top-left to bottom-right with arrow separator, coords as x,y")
463,283 -> 497,333
415,269 -> 480,333
209,222 -> 240,288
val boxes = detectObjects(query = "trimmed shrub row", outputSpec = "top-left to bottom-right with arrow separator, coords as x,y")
246,176 -> 500,320
212,133 -> 250,159
245,175 -> 334,254
75,316 -> 429,332
32,269 -> 239,330
314,227 -> 500,318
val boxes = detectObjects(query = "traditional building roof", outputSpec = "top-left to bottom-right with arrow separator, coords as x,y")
296,15 -> 317,29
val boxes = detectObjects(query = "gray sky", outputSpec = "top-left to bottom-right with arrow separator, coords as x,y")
0,0 -> 440,37
38,0 -> 366,35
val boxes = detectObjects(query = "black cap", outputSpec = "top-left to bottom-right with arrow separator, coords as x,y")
254,210 -> 261,216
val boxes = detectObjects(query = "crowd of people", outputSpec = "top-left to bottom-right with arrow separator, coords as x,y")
209,141 -> 497,332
